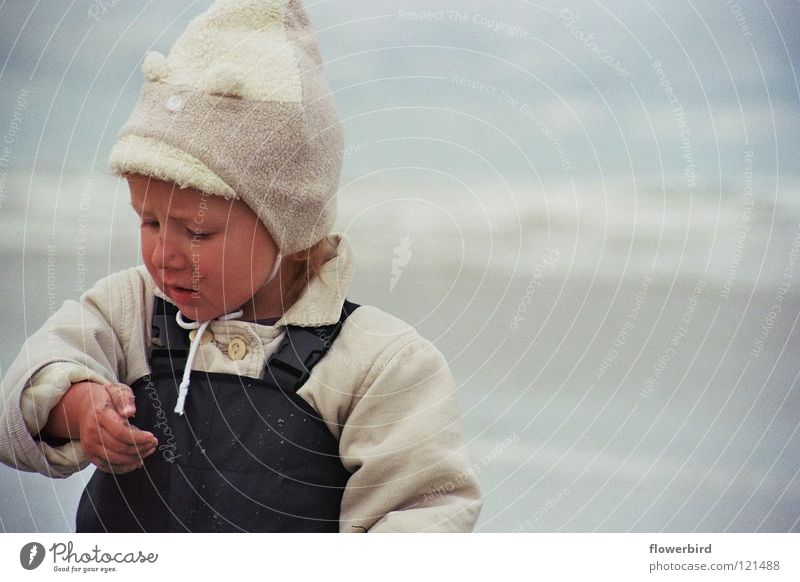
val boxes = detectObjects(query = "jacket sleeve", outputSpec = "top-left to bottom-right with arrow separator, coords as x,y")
0,272 -> 131,478
337,337 -> 482,532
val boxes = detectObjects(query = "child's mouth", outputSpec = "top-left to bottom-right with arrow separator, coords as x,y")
166,285 -> 197,302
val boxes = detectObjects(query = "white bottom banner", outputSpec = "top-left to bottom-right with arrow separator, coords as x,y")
1,533 -> 797,580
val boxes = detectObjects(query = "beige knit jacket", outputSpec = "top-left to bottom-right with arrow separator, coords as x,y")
0,234 -> 481,532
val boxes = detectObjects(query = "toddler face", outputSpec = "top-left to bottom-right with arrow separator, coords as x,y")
128,175 -> 281,322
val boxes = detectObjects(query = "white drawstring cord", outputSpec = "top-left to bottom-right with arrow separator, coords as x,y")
267,252 -> 282,283
172,253 -> 281,415
173,309 -> 242,415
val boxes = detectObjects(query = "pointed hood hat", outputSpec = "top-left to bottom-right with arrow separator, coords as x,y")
109,0 -> 343,255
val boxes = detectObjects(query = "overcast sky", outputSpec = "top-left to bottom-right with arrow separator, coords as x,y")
0,0 -> 797,199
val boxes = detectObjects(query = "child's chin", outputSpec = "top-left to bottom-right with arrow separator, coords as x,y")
166,290 -> 243,321
180,305 -> 215,321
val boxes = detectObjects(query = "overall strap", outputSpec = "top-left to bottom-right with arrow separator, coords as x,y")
148,297 -> 189,371
264,299 -> 360,392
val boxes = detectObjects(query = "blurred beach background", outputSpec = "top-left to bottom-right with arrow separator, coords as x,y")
0,0 -> 798,532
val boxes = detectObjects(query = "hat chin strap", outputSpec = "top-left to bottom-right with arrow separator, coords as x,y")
265,253 -> 282,285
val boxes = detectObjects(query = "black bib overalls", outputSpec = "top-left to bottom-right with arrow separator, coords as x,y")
76,298 -> 358,532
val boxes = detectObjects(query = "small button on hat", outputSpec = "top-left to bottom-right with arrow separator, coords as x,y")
164,94 -> 185,112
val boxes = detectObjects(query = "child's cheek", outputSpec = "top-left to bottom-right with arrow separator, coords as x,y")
192,244 -> 215,278
194,244 -> 223,280
190,249 -> 202,280
140,236 -> 155,268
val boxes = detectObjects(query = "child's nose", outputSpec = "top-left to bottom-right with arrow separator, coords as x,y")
151,235 -> 187,271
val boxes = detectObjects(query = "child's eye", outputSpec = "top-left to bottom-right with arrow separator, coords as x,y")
189,228 -> 211,239
141,220 -> 159,229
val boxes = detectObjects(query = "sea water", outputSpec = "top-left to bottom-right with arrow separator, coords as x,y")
1,170 -> 798,532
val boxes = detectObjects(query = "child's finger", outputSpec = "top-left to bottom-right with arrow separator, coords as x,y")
93,442 -> 151,466
87,432 -> 150,464
101,407 -> 158,448
95,424 -> 156,457
105,383 -> 136,418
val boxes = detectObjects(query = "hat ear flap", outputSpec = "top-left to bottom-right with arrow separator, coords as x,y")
203,63 -> 246,98
142,52 -> 170,82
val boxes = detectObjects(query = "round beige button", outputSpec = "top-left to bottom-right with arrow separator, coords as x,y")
188,329 -> 214,344
227,338 -> 247,361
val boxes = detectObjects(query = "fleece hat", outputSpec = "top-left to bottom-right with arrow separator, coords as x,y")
109,0 -> 344,255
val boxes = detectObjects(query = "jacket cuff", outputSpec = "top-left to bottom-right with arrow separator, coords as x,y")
19,362 -> 111,474
22,362 -> 110,435
0,388 -> 85,479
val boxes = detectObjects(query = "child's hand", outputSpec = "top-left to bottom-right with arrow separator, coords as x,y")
76,383 -> 159,474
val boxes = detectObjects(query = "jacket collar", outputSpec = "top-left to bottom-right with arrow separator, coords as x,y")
276,233 -> 356,327
151,233 -> 356,328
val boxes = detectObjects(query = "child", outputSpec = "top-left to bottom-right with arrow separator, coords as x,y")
0,0 -> 481,532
